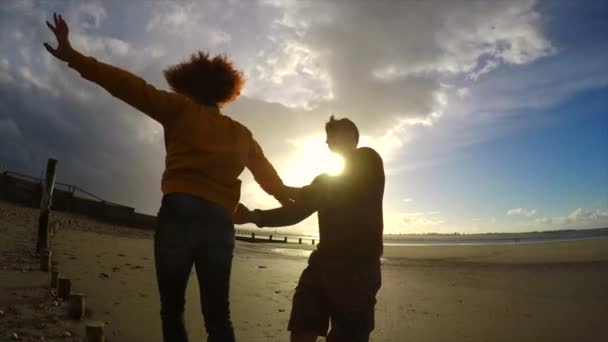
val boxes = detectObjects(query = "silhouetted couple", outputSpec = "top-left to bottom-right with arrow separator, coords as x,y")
45,13 -> 384,342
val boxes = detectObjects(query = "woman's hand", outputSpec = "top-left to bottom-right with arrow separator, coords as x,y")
233,203 -> 253,224
43,12 -> 73,62
233,203 -> 264,227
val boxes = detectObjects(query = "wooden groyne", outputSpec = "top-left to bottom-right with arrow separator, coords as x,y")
235,230 -> 317,245
0,170 -> 156,230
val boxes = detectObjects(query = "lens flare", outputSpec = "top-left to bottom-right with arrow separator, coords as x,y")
282,136 -> 346,186
326,153 -> 345,176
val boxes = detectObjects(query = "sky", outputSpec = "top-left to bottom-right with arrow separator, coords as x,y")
0,0 -> 607,235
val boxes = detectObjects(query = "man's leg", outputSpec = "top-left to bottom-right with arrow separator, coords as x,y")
326,324 -> 372,342
326,261 -> 381,342
288,263 -> 330,341
194,243 -> 236,342
290,331 -> 318,342
154,207 -> 194,342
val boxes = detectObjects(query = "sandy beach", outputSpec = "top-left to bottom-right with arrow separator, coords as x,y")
1,200 -> 607,342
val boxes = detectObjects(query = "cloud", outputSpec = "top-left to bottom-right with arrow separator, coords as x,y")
507,208 -> 537,217
457,87 -> 470,98
566,208 -> 608,223
534,217 -> 553,225
78,2 -> 108,29
258,0 -> 554,130
245,39 -> 333,108
144,2 -> 231,48
471,63 -> 608,119
0,118 -> 22,139
0,58 -> 13,83
70,34 -> 134,60
401,211 -> 444,226
145,3 -> 189,33
244,0 -> 562,183
532,209 -> 608,229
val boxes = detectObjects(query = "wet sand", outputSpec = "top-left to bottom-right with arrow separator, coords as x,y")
1,200 -> 607,341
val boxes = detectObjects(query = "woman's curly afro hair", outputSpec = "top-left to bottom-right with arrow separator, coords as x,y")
163,52 -> 245,106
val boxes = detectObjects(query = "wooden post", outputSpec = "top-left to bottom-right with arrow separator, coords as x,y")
69,293 -> 85,320
40,248 -> 51,271
269,235 -> 273,241
85,321 -> 105,342
57,278 -> 71,299
251,232 -> 255,240
284,237 -> 288,243
312,239 -> 315,245
36,159 -> 57,254
299,238 -> 302,244
50,268 -> 60,288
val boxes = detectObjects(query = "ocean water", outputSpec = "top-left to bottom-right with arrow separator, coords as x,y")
383,235 -> 608,246
236,227 -> 608,248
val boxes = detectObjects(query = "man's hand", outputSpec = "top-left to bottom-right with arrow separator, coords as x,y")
274,185 -> 302,207
274,194 -> 294,207
284,186 -> 302,202
44,12 -> 73,62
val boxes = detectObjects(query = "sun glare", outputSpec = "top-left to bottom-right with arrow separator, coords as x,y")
326,153 -> 345,176
283,136 -> 345,186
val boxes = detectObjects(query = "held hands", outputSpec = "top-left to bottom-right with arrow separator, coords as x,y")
44,12 -> 73,62
232,203 -> 262,226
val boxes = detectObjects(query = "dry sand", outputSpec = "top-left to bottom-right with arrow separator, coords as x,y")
1,200 -> 607,341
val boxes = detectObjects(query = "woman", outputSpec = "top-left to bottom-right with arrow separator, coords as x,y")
44,13 -> 291,342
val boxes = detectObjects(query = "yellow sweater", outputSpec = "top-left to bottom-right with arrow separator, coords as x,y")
65,49 -> 285,212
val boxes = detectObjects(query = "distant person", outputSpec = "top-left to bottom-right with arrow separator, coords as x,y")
44,13 -> 292,342
234,116 -> 385,342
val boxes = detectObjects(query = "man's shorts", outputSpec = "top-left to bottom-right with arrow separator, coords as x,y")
288,252 -> 382,340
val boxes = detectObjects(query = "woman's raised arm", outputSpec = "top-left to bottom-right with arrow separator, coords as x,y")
44,12 -> 187,126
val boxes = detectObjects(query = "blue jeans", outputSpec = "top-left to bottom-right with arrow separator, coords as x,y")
154,193 -> 236,342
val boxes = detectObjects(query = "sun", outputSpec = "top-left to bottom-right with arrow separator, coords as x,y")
326,153 -> 345,176
282,135 -> 345,186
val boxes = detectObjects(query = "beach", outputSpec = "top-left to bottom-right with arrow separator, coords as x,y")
1,200 -> 607,342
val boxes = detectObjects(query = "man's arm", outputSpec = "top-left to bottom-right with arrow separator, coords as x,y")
254,195 -> 316,227
44,13 -> 188,126
234,177 -> 322,227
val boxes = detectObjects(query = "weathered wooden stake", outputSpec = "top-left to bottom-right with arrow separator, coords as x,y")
40,248 -> 51,272
57,278 -> 71,299
50,221 -> 58,238
50,268 -> 60,288
36,158 -> 57,254
269,235 -> 273,241
312,239 -> 315,245
299,238 -> 302,244
68,293 -> 85,320
251,232 -> 255,240
85,321 -> 105,342
284,236 -> 288,243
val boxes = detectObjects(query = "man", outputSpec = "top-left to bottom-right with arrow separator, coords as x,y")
235,116 -> 385,342
44,13 -> 292,342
